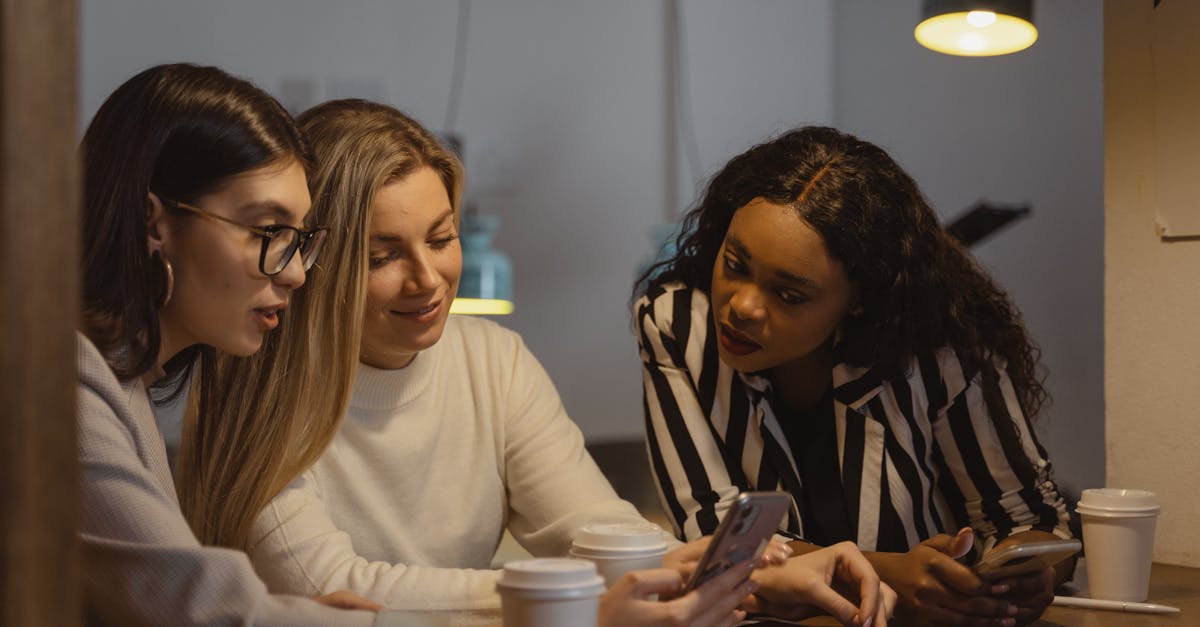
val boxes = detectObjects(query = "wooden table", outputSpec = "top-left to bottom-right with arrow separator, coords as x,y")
748,562 -> 1199,626
1037,562 -> 1197,626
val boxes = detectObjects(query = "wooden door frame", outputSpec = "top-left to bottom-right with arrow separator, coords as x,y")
0,0 -> 81,625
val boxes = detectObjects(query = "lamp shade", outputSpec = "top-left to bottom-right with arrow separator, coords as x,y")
451,212 -> 514,315
915,0 -> 1037,57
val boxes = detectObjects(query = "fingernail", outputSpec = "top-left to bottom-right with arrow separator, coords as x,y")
862,616 -> 874,627
743,580 -> 760,594
781,544 -> 794,556
1008,604 -> 1019,616
734,610 -> 747,620
991,583 -> 1009,594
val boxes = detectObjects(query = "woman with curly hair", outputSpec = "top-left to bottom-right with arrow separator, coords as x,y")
635,126 -> 1072,626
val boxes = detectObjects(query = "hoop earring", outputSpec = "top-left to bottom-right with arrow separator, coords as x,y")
153,250 -> 174,308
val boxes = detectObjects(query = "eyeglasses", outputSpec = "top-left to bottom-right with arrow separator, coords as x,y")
156,194 -> 329,277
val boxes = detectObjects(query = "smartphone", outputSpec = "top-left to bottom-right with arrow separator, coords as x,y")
973,539 -> 1081,580
682,491 -> 791,593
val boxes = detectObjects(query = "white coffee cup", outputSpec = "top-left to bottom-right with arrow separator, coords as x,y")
569,522 -> 670,588
1076,488 -> 1161,602
496,558 -> 605,627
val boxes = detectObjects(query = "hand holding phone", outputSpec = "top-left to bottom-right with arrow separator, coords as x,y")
682,491 -> 791,593
973,539 -> 1081,581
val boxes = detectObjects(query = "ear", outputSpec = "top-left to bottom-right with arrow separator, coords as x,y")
146,191 -> 169,255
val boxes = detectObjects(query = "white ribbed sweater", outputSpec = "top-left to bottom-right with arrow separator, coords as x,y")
249,316 -> 645,623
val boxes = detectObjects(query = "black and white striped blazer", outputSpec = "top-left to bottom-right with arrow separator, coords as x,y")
635,282 -> 1072,553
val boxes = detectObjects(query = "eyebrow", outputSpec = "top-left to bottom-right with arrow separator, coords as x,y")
239,201 -> 301,225
370,209 -> 455,244
725,235 -> 820,289
427,209 -> 455,233
774,268 -> 819,290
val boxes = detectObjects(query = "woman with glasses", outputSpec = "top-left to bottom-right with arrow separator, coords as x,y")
634,127 -> 1073,627
78,63 -> 379,625
241,100 -> 887,627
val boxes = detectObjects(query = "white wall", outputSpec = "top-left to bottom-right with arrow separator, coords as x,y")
82,0 -> 835,442
1105,0 -> 1200,568
831,0 -> 1105,493
669,1 -> 833,210
84,3 -> 1105,493
456,1 -> 834,442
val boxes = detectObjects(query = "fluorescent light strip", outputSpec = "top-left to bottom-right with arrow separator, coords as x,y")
450,298 -> 515,316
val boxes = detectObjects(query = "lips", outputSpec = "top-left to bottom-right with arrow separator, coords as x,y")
253,304 -> 285,331
391,299 -> 443,324
718,323 -> 762,356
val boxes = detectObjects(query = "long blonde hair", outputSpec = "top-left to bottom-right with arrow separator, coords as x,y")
176,99 -> 463,550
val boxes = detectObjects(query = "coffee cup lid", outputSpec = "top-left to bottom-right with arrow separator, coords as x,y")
496,558 -> 606,595
1078,488 -> 1160,513
572,522 -> 669,553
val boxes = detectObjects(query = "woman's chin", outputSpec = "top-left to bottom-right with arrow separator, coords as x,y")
716,345 -> 766,372
215,333 -> 265,357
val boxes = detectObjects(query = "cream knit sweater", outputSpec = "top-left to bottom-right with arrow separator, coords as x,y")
249,316 -> 646,623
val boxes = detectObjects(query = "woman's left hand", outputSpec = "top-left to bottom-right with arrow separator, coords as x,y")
743,541 -> 893,626
661,536 -> 793,592
598,562 -> 758,627
981,530 -> 1074,626
985,567 -> 1055,626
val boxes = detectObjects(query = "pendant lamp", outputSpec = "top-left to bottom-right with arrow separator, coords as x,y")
915,0 -> 1037,57
450,208 -> 514,315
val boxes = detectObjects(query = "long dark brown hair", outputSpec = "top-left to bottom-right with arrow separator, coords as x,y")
81,63 -> 320,550
81,62 -> 310,382
639,126 -> 1047,418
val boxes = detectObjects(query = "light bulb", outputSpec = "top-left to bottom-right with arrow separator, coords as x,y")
966,11 -> 997,27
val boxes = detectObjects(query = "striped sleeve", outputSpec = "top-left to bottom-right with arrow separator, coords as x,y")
635,286 -> 746,541
927,348 -> 1072,552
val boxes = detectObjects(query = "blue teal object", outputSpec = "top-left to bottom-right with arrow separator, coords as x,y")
636,221 -> 683,290
452,211 -> 514,315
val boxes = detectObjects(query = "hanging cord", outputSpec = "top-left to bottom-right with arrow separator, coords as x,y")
673,0 -> 703,208
664,0 -> 680,222
444,0 -> 472,133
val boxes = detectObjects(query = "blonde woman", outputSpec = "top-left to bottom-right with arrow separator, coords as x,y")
246,100 -> 888,627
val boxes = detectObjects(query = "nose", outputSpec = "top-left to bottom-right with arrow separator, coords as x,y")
728,285 -> 766,323
403,249 -> 441,294
273,247 -> 307,290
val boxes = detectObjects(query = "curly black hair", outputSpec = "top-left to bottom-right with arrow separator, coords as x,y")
638,126 -> 1047,418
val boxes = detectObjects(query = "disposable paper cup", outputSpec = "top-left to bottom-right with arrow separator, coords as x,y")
569,522 -> 670,588
1076,488 -> 1160,602
496,558 -> 604,627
